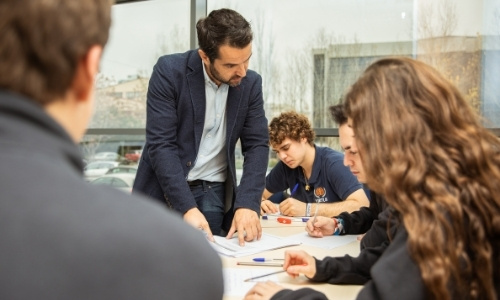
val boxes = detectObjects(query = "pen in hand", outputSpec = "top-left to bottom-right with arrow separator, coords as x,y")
243,270 -> 287,282
237,262 -> 283,267
312,187 -> 325,225
253,258 -> 285,262
311,199 -> 320,225
290,183 -> 299,197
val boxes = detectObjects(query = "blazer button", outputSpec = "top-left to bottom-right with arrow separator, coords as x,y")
186,161 -> 192,167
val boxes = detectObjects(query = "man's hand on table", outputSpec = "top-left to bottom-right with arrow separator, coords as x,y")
227,208 -> 262,246
184,207 -> 214,242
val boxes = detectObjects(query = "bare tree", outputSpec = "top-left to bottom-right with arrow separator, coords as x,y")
417,0 -> 480,113
481,5 -> 500,127
273,28 -> 338,121
418,0 -> 457,40
251,7 -> 278,121
80,135 -> 110,162
269,48 -> 312,122
154,25 -> 189,60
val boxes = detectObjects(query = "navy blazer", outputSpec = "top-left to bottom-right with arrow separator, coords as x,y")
133,49 -> 269,217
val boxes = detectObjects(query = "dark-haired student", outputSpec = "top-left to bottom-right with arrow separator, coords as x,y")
306,104 -> 389,240
301,104 -> 397,286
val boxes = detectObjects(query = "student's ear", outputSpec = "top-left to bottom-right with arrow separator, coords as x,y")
72,45 -> 103,102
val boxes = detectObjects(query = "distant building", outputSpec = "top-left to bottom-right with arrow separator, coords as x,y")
99,76 -> 149,101
91,77 -> 149,129
313,35 -> 500,128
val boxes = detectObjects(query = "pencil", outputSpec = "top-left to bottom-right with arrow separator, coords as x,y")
243,270 -> 287,282
311,198 -> 320,224
237,262 -> 283,267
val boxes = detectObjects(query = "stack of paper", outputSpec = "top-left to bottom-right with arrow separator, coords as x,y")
209,233 -> 301,257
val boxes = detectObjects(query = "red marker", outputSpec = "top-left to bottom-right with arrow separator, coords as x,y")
277,217 -> 292,224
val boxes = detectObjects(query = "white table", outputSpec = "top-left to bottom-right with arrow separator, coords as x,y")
222,219 -> 363,299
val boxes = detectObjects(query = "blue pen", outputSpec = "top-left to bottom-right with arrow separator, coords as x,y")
290,183 -> 299,197
253,258 -> 285,262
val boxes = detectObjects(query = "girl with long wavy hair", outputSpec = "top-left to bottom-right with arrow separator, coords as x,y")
244,57 -> 499,300
344,57 -> 500,299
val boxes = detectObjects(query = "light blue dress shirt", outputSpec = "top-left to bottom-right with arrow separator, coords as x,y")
187,62 -> 228,182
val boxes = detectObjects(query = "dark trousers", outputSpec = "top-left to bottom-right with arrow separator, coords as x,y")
188,181 -> 225,236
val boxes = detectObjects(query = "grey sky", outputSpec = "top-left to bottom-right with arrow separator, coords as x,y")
100,0 -> 495,82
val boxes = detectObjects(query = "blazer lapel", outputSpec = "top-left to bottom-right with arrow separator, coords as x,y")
187,51 -> 206,147
226,84 -> 244,141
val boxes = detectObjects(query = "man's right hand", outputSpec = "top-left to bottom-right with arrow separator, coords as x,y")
305,216 -> 337,238
184,207 -> 214,242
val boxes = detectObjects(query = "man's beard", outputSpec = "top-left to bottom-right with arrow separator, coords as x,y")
209,63 -> 242,87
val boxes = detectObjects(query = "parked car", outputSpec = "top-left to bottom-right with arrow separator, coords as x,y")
84,161 -> 120,182
105,165 -> 138,175
90,152 -> 123,162
125,150 -> 142,163
90,173 -> 136,193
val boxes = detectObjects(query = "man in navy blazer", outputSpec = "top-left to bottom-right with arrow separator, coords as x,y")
133,8 -> 269,246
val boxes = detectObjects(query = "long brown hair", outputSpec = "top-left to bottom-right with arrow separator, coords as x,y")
344,57 -> 500,299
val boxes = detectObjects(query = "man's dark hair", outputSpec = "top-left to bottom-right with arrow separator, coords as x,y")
196,8 -> 252,62
329,103 -> 348,126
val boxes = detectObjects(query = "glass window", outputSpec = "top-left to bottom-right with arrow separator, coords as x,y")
207,0 -> 500,140
94,0 -> 190,130
84,0 -> 500,184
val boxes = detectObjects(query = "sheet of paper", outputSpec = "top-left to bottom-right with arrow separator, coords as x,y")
262,213 -> 309,223
283,232 -> 358,249
209,233 -> 301,257
223,268 -> 280,297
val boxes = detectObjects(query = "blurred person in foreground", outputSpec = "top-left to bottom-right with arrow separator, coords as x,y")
133,8 -> 269,246
0,1 -> 223,299
245,57 -> 500,299
261,111 -> 369,217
